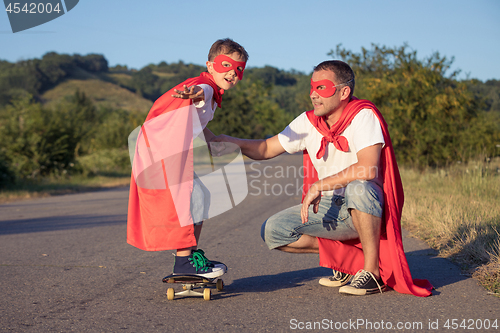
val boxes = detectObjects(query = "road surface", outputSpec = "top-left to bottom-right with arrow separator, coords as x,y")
1,154 -> 499,332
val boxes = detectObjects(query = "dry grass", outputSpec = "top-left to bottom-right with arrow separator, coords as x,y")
400,158 -> 500,295
0,174 -> 130,204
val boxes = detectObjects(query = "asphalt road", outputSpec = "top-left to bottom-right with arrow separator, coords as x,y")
1,154 -> 499,332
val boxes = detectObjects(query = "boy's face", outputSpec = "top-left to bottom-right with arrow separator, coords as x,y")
206,52 -> 246,90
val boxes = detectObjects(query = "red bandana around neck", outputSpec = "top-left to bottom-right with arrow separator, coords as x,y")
307,97 -> 369,159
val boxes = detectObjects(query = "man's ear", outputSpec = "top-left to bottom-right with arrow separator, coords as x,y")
340,86 -> 351,101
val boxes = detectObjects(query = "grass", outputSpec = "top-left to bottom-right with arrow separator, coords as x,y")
400,157 -> 500,296
0,173 -> 131,204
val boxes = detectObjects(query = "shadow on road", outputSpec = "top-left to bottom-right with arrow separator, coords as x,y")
221,248 -> 468,297
0,214 -> 127,235
227,267 -> 333,293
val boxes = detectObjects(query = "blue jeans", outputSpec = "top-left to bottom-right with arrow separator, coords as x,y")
261,180 -> 384,249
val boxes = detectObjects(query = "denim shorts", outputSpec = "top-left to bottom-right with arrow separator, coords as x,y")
190,174 -> 211,225
261,180 -> 384,249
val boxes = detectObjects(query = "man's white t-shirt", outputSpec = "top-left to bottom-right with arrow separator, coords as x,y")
278,109 -> 385,196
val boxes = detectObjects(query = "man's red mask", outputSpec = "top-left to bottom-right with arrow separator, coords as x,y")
212,54 -> 246,80
310,79 -> 340,98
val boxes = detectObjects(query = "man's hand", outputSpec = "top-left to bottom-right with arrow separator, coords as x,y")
172,85 -> 204,103
209,135 -> 240,157
301,183 -> 322,224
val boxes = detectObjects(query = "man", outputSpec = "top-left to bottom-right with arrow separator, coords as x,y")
212,60 -> 432,297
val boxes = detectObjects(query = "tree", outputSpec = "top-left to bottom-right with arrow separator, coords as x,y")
0,91 -> 99,179
329,44 -> 499,167
210,79 -> 292,139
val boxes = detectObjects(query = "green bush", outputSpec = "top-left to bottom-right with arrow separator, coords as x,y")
75,148 -> 131,177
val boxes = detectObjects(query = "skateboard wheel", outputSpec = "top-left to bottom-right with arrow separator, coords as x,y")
216,279 -> 224,291
167,288 -> 175,300
203,288 -> 211,301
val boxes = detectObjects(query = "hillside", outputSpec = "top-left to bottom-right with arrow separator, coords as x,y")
41,73 -> 153,113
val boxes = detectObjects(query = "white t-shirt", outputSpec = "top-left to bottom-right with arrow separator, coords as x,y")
278,109 -> 385,196
192,84 -> 217,138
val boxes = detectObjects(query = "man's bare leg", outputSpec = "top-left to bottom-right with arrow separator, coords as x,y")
276,234 -> 319,253
350,209 -> 381,278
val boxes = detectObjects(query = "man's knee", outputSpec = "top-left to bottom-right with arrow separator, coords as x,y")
345,180 -> 384,218
260,213 -> 300,250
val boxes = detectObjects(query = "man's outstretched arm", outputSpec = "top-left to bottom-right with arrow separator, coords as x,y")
211,134 -> 286,160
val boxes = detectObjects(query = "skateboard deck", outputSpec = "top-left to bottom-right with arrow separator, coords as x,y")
162,274 -> 224,301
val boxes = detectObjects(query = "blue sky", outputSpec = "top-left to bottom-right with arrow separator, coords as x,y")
1,0 -> 499,81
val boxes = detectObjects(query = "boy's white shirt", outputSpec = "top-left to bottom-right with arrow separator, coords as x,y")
278,109 -> 385,196
192,84 -> 217,138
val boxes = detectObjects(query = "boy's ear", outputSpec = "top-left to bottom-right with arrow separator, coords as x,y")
206,60 -> 214,75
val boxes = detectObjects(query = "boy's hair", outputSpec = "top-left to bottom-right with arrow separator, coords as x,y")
208,38 -> 249,62
314,60 -> 355,98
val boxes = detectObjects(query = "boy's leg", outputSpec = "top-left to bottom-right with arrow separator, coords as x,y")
176,223 -> 203,256
172,222 -> 224,278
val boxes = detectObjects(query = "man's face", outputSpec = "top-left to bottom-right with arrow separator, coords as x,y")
206,52 -> 246,91
310,69 -> 342,118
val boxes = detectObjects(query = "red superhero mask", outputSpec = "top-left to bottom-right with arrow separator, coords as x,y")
212,54 -> 246,80
310,79 -> 340,97
310,78 -> 353,98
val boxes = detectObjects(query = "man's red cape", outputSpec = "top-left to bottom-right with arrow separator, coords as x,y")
127,72 -> 222,251
303,97 -> 433,297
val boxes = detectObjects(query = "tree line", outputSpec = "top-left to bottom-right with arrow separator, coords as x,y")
0,44 -> 499,188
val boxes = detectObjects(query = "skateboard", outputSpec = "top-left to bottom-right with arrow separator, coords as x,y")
162,274 -> 224,301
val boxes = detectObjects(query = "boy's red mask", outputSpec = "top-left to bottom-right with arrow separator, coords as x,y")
212,55 -> 246,80
310,79 -> 339,98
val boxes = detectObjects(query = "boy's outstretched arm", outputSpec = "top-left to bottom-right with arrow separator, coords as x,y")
172,85 -> 204,104
211,134 -> 285,160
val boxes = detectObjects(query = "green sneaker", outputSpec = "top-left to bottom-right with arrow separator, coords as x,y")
172,251 -> 223,278
193,249 -> 227,273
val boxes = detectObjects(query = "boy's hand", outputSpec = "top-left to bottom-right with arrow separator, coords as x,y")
172,85 -> 204,103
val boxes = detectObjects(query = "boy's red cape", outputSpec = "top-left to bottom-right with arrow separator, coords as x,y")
127,72 -> 222,251
303,97 -> 433,297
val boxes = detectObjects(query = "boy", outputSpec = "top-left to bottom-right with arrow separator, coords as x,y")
127,38 -> 248,278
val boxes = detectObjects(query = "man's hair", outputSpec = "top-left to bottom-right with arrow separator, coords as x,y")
314,60 -> 355,98
208,38 -> 249,62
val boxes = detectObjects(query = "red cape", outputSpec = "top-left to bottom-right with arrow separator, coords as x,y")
303,98 -> 433,297
127,73 -> 222,251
